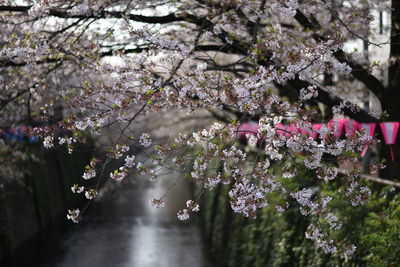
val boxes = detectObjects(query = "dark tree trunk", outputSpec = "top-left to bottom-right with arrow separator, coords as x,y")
380,1 -> 400,178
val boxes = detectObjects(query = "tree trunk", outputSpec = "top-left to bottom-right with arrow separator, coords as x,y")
380,0 -> 400,178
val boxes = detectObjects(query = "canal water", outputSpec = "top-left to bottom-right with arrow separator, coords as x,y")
6,168 -> 209,267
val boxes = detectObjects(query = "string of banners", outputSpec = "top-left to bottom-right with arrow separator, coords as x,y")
236,119 -> 399,161
1,126 -> 38,143
0,125 -> 66,143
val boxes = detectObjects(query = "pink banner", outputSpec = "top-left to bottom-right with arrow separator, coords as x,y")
329,118 -> 346,137
312,123 -> 322,139
235,120 -> 379,159
359,123 -> 376,137
297,123 -> 318,139
344,119 -> 359,137
380,122 -> 399,161
380,122 -> 400,145
276,123 -> 295,137
358,123 -> 376,157
236,122 -> 259,139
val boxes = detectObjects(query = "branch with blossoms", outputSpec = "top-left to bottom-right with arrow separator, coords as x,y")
51,31 -> 376,256
0,0 -> 394,257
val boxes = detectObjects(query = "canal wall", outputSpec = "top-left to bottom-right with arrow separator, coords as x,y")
0,142 -> 93,261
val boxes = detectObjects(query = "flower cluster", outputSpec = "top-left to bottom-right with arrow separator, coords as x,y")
177,209 -> 190,221
43,135 -> 54,149
305,225 -> 338,254
150,199 -> 166,208
82,158 -> 100,180
67,209 -> 80,223
71,184 -> 84,194
112,144 -> 130,159
85,189 -> 98,200
139,133 -> 152,148
176,200 -> 200,221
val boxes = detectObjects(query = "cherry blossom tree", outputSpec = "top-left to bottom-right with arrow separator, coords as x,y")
0,0 -> 398,256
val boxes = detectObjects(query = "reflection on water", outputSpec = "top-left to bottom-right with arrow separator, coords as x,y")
6,168 -> 208,267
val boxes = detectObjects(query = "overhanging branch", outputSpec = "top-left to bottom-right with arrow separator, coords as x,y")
294,10 -> 386,101
0,5 -> 185,24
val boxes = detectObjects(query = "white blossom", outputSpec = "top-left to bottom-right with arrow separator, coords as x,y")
82,169 -> 96,180
177,209 -> 190,221
150,199 -> 166,208
139,133 -> 152,148
43,135 -> 54,149
85,189 -> 98,199
110,169 -> 127,182
67,209 -> 80,223
71,184 -> 84,193
124,155 -> 135,168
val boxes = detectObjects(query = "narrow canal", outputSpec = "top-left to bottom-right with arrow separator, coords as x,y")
6,167 -> 209,267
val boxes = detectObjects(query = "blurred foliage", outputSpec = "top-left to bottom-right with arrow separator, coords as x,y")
360,189 -> 400,267
199,162 -> 400,266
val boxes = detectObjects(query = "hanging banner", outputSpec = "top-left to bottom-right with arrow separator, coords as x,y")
329,118 -> 346,137
344,119 -> 359,137
276,123 -> 295,137
297,123 -> 321,139
236,122 -> 259,139
359,123 -> 376,157
297,123 -> 318,139
380,122 -> 400,161
380,122 -> 400,144
359,123 -> 376,137
311,123 -> 322,139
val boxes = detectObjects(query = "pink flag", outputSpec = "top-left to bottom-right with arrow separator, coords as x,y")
287,124 -> 296,137
312,123 -> 322,139
380,122 -> 400,144
249,123 -> 260,135
329,118 -> 346,137
297,123 -> 318,139
359,123 -> 376,137
237,122 -> 259,139
344,119 -> 359,137
380,122 -> 400,161
276,123 -> 295,137
359,123 -> 376,157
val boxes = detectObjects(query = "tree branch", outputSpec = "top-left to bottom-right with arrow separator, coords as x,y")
0,43 -> 248,68
287,78 -> 378,122
337,168 -> 400,188
294,9 -> 386,101
0,5 -> 185,24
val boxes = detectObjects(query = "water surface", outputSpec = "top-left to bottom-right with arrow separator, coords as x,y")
7,169 -> 208,267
